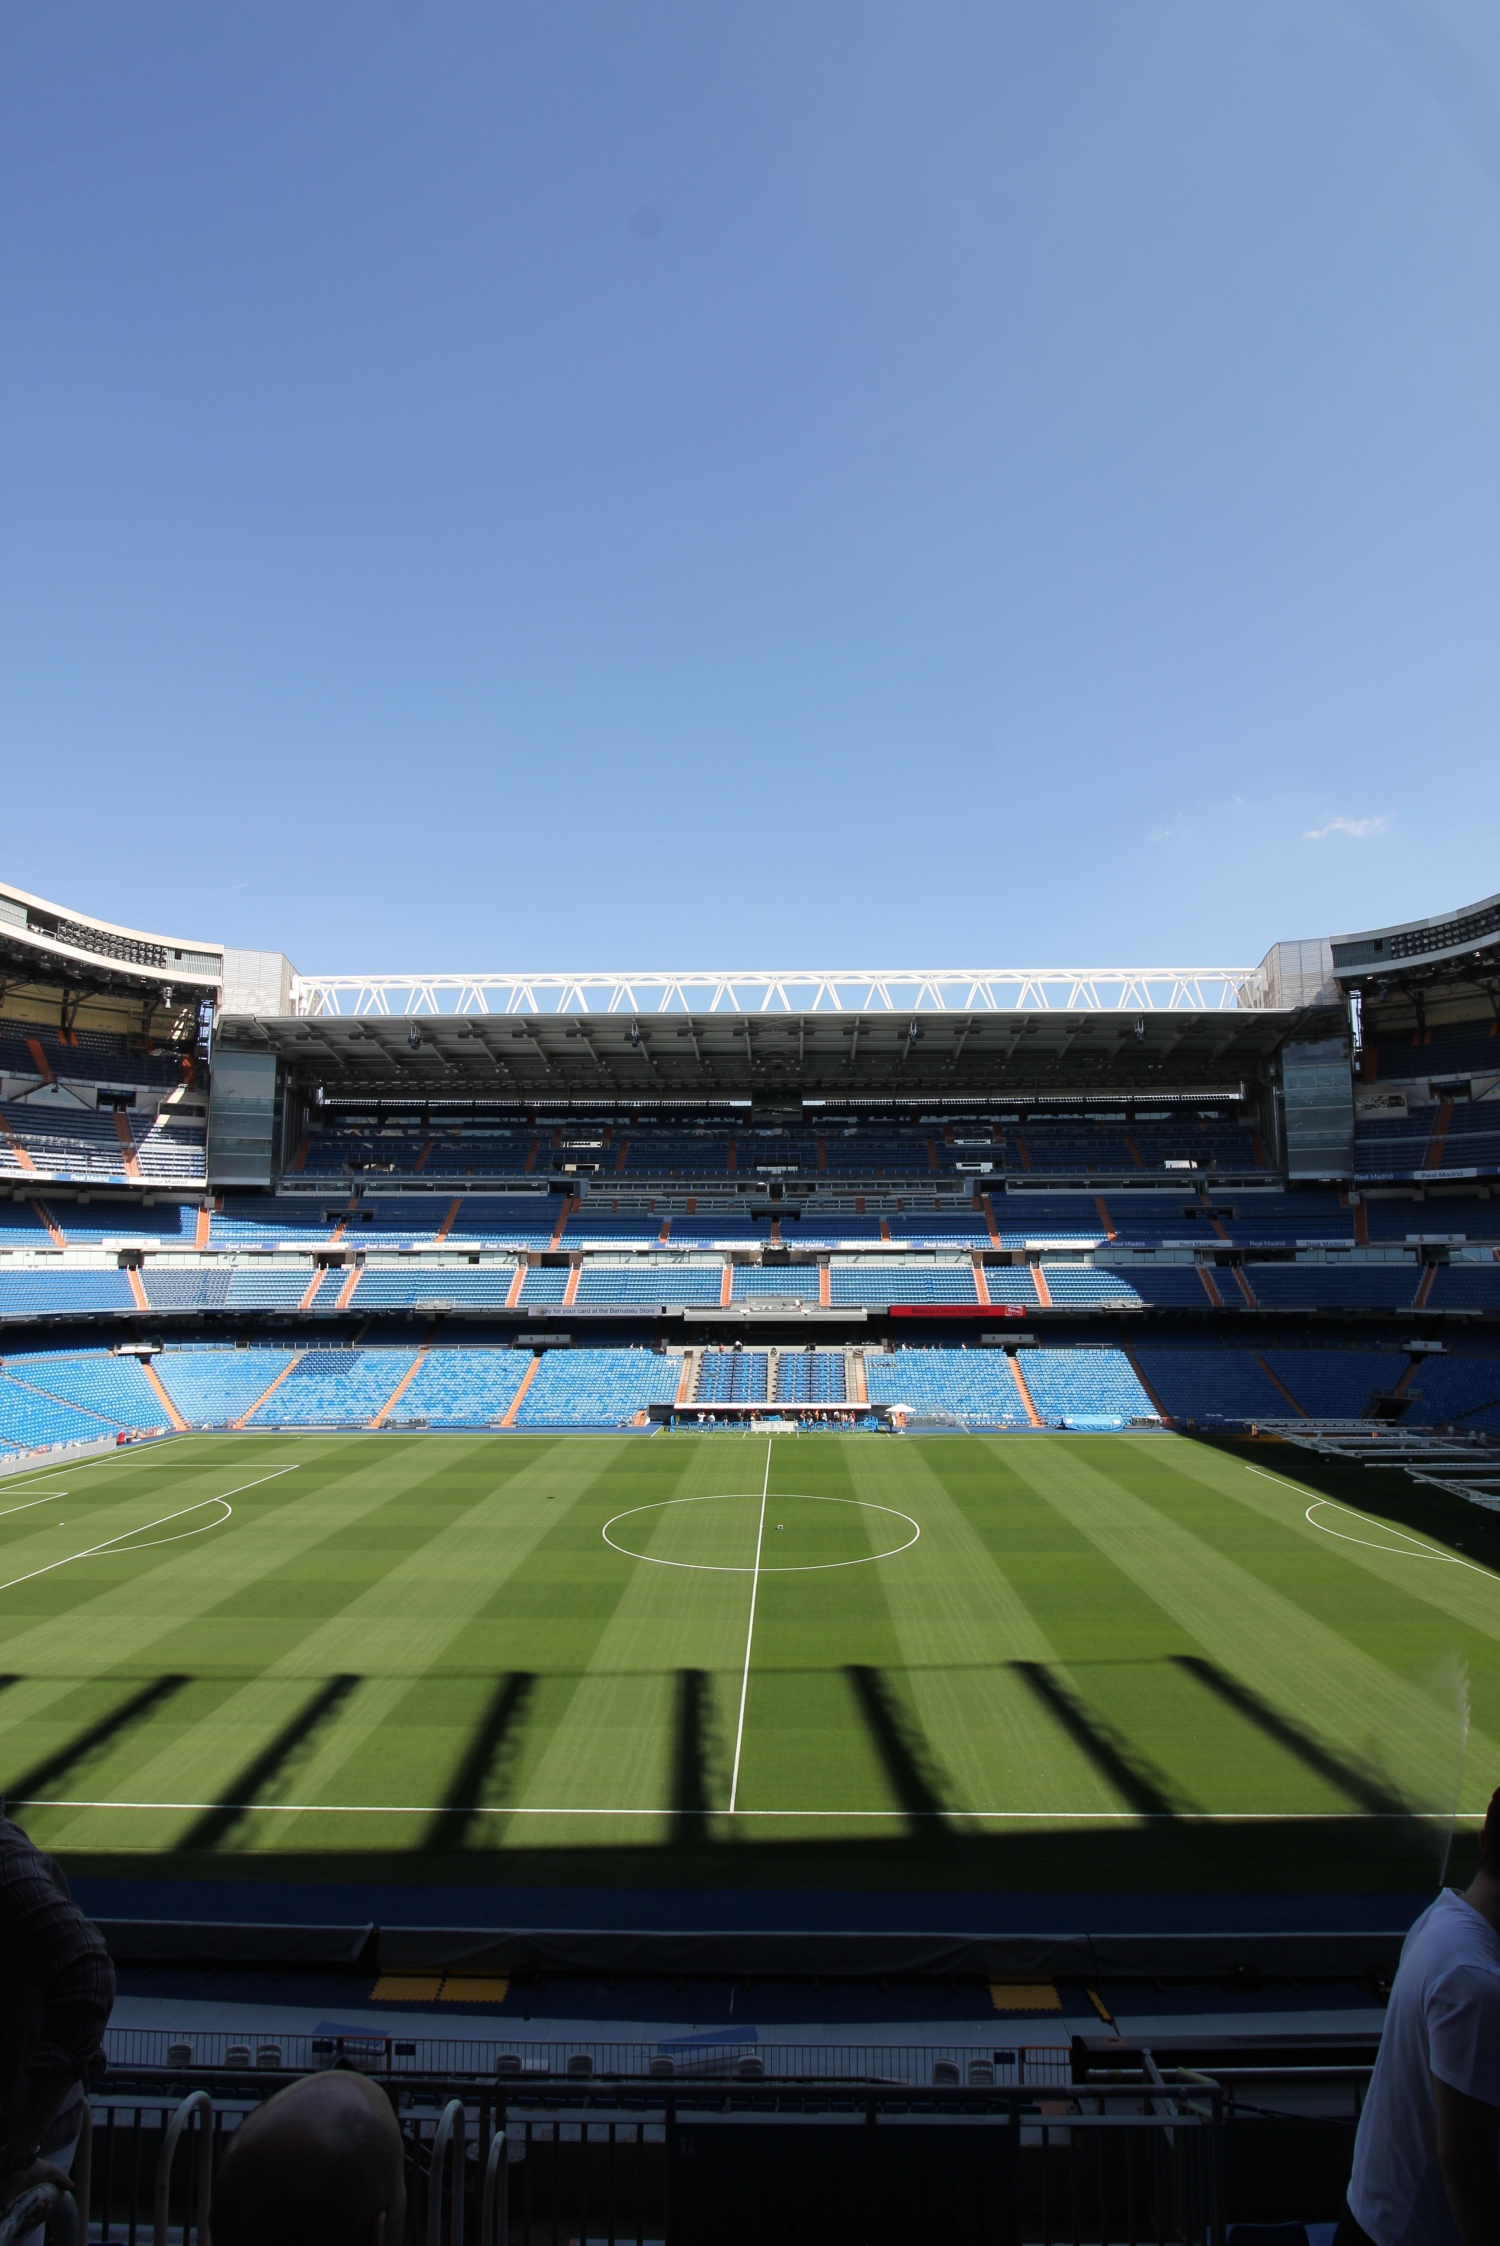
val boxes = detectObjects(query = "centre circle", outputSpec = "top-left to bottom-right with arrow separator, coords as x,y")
601,1492 -> 920,1573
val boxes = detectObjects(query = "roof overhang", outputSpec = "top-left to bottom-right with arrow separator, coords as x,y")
0,879 -> 222,998
1332,891 -> 1500,994
218,1003 -> 1316,1100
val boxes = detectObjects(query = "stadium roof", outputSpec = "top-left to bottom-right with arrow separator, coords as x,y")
285,966 -> 1258,1016
0,877 -> 222,998
222,996 -> 1306,1100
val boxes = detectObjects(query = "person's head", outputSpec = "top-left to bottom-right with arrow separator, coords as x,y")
210,2072 -> 406,2246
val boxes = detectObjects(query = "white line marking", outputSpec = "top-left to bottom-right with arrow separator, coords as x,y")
727,1439 -> 773,1815
0,1465 -> 298,1594
9,1798 -> 1482,1822
602,1492 -> 920,1573
1304,1499 -> 1470,1564
1246,1465 -> 1497,1579
0,1491 -> 67,1520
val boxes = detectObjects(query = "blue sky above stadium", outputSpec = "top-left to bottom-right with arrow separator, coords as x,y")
1,0 -> 1496,976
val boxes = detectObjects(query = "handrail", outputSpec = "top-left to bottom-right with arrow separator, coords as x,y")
154,2091 -> 213,2246
425,2098 -> 465,2246
70,2106 -> 91,2246
0,2183 -> 78,2246
479,2128 -> 507,2246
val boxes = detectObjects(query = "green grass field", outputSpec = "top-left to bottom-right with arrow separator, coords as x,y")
3,1427 -> 1498,1894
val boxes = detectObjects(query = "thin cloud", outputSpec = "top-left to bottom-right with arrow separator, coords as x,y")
1302,815 -> 1390,842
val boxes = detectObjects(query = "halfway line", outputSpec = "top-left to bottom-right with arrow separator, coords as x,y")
727,1438 -> 773,1815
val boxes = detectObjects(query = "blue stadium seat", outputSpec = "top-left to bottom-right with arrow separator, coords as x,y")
515,1347 -> 680,1425
1019,1347 -> 1156,1426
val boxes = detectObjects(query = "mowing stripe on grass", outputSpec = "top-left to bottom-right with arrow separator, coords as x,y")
1153,1440 -> 1500,1650
45,1436 -> 611,1852
847,1440 -> 1134,1821
992,1434 -> 1491,1828
0,1437 -> 481,1792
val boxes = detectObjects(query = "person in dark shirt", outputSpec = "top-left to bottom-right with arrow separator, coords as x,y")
0,1810 -> 115,2215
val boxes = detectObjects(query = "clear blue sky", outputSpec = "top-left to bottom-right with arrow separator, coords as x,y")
1,0 -> 1496,975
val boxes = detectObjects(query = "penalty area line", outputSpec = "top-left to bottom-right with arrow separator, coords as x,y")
1246,1465 -> 1498,1578
0,1464 -> 299,1594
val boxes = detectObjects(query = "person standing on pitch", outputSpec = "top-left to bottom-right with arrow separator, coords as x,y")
1341,1788 -> 1500,2246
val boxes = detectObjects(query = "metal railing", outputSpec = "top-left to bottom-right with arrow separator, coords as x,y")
75,2069 -> 1228,2246
102,2029 -> 1076,2088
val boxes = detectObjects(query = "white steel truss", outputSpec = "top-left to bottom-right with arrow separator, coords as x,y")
287,967 -> 1257,1019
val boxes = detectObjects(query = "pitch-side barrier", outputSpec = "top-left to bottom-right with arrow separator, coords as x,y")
72,2067 -> 1234,2246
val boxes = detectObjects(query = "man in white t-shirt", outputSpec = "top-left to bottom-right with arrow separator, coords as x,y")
1343,1792 -> 1500,2246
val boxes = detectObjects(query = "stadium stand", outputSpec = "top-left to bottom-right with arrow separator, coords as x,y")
1362,1196 -> 1497,1242
394,1347 -> 531,1424
141,1267 -> 234,1311
886,1213 -> 993,1246
577,1265 -> 723,1306
695,1348 -> 771,1403
775,1347 -> 847,1402
224,1264 -> 316,1310
1019,1347 -> 1157,1425
355,1265 -> 520,1310
1130,1347 -> 1292,1425
518,1265 -> 570,1305
0,1371 -> 131,1449
1245,1265 -> 1421,1311
1259,1349 -> 1403,1420
247,1347 -> 419,1425
1035,1268 -> 1144,1307
5,1349 -> 159,1422
151,1346 -> 299,1427
210,1198 -> 341,1248
0,882 -> 1494,1468
0,1022 -> 193,1086
864,1347 -> 1032,1427
0,1101 -> 205,1186
1401,1352 -> 1500,1433
828,1264 -> 982,1306
514,1347 -> 680,1426
0,1270 -> 137,1318
16,1204 -> 198,1247
1116,1266 -> 1223,1308
1426,1263 -> 1500,1311
730,1266 -> 823,1300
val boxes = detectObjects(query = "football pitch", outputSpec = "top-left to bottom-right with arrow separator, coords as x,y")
2,1427 -> 1497,1895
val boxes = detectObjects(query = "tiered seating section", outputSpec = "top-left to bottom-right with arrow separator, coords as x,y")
0,1024 -> 205,1187
284,1104 -> 1274,1182
0,1061 -> 1493,1454
2,1329 -> 1497,1448
4,1180 -> 1499,1331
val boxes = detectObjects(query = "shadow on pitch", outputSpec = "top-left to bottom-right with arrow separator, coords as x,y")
671,1668 -> 718,1847
181,1674 -> 361,1850
1012,1662 -> 1189,1817
845,1665 -> 955,1833
4,1674 -> 190,1806
1173,1654 -> 1405,1814
425,1672 -> 537,1851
